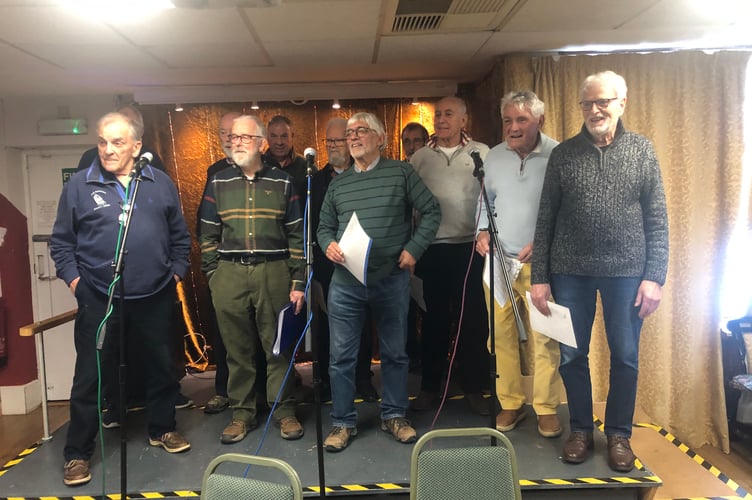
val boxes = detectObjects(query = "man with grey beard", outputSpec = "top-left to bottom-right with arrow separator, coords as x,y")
199,114 -> 306,444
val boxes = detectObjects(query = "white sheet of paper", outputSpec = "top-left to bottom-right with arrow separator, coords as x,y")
482,253 -> 522,308
525,291 -> 577,348
338,212 -> 372,286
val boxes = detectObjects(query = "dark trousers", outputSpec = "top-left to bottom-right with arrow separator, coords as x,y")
64,280 -> 179,461
416,242 -> 489,393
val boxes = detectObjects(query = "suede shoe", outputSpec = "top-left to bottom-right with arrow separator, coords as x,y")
204,395 -> 229,414
537,413 -> 563,438
279,416 -> 304,440
562,431 -> 594,464
607,435 -> 635,472
149,431 -> 191,453
63,459 -> 91,486
221,419 -> 254,444
495,407 -> 527,432
324,426 -> 357,452
409,391 -> 437,411
381,417 -> 417,443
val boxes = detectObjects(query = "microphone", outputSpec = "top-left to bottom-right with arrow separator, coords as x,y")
304,147 -> 316,176
469,149 -> 484,178
133,152 -> 153,175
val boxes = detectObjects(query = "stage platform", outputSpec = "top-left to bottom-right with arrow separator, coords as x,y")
0,369 -> 661,499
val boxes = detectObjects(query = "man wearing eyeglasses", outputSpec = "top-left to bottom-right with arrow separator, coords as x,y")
310,118 -> 378,403
409,96 -> 491,416
317,112 -> 440,452
199,114 -> 306,445
475,91 -> 563,439
530,71 -> 668,472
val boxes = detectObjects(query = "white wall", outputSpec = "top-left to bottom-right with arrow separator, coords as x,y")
0,95 -> 118,214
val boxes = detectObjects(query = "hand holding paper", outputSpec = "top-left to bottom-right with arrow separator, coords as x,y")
525,291 -> 577,348
337,212 -> 372,286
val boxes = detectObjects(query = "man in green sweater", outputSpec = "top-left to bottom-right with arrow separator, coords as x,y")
317,112 -> 441,452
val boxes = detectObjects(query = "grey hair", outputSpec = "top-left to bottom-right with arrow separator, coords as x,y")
235,114 -> 267,138
581,70 -> 628,99
348,112 -> 386,150
500,90 -> 545,119
97,112 -> 141,141
116,105 -> 144,140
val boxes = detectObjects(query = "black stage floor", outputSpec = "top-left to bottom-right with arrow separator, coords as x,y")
0,367 -> 660,499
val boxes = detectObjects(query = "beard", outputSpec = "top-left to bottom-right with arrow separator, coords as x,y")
328,150 -> 349,168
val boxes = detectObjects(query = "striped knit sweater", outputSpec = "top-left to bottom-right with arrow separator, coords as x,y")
317,157 -> 441,286
531,120 -> 669,285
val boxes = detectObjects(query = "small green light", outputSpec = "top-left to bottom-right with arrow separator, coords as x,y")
72,126 -> 79,134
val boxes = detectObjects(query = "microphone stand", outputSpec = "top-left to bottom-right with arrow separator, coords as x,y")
305,156 -> 326,498
473,158 -> 528,430
96,165 -> 146,499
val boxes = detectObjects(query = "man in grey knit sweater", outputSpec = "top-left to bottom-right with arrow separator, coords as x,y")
530,71 -> 668,472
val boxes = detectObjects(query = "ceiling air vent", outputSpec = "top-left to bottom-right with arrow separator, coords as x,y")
392,13 -> 444,32
392,0 -> 451,32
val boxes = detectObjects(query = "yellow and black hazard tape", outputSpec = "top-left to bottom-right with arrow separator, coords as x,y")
0,441 -> 41,478
303,482 -> 410,494
633,421 -> 752,500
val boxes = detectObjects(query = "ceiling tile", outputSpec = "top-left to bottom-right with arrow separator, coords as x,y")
248,0 -> 380,41
265,38 -> 374,65
148,43 -> 270,68
377,32 -> 490,63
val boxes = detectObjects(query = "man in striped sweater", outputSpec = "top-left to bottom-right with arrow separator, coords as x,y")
317,112 -> 441,452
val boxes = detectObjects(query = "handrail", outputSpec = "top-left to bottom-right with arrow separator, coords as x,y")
19,309 -> 77,337
18,308 -> 77,441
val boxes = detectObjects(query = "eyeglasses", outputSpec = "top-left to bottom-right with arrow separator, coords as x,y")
323,138 -> 347,146
344,126 -> 373,139
228,134 -> 263,144
578,97 -> 619,111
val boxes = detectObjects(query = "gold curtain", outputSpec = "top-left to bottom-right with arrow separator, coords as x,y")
491,51 -> 750,451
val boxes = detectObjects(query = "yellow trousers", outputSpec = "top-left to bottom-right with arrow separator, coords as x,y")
486,263 -> 562,416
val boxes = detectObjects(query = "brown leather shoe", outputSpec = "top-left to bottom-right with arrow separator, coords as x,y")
537,414 -> 563,438
279,416 -> 304,440
562,431 -> 593,463
495,407 -> 527,432
607,435 -> 635,472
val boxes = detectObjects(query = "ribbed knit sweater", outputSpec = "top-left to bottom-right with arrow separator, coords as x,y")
410,139 -> 488,244
531,120 -> 669,285
317,157 -> 441,286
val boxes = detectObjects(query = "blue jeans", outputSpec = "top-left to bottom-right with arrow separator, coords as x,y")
328,270 -> 410,428
551,274 -> 643,438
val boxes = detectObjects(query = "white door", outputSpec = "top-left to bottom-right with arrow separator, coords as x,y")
26,149 -> 85,400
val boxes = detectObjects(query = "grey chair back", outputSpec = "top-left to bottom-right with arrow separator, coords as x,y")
410,427 -> 522,500
200,452 -> 304,500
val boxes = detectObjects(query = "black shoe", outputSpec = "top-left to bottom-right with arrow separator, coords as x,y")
175,393 -> 193,409
356,382 -> 379,402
